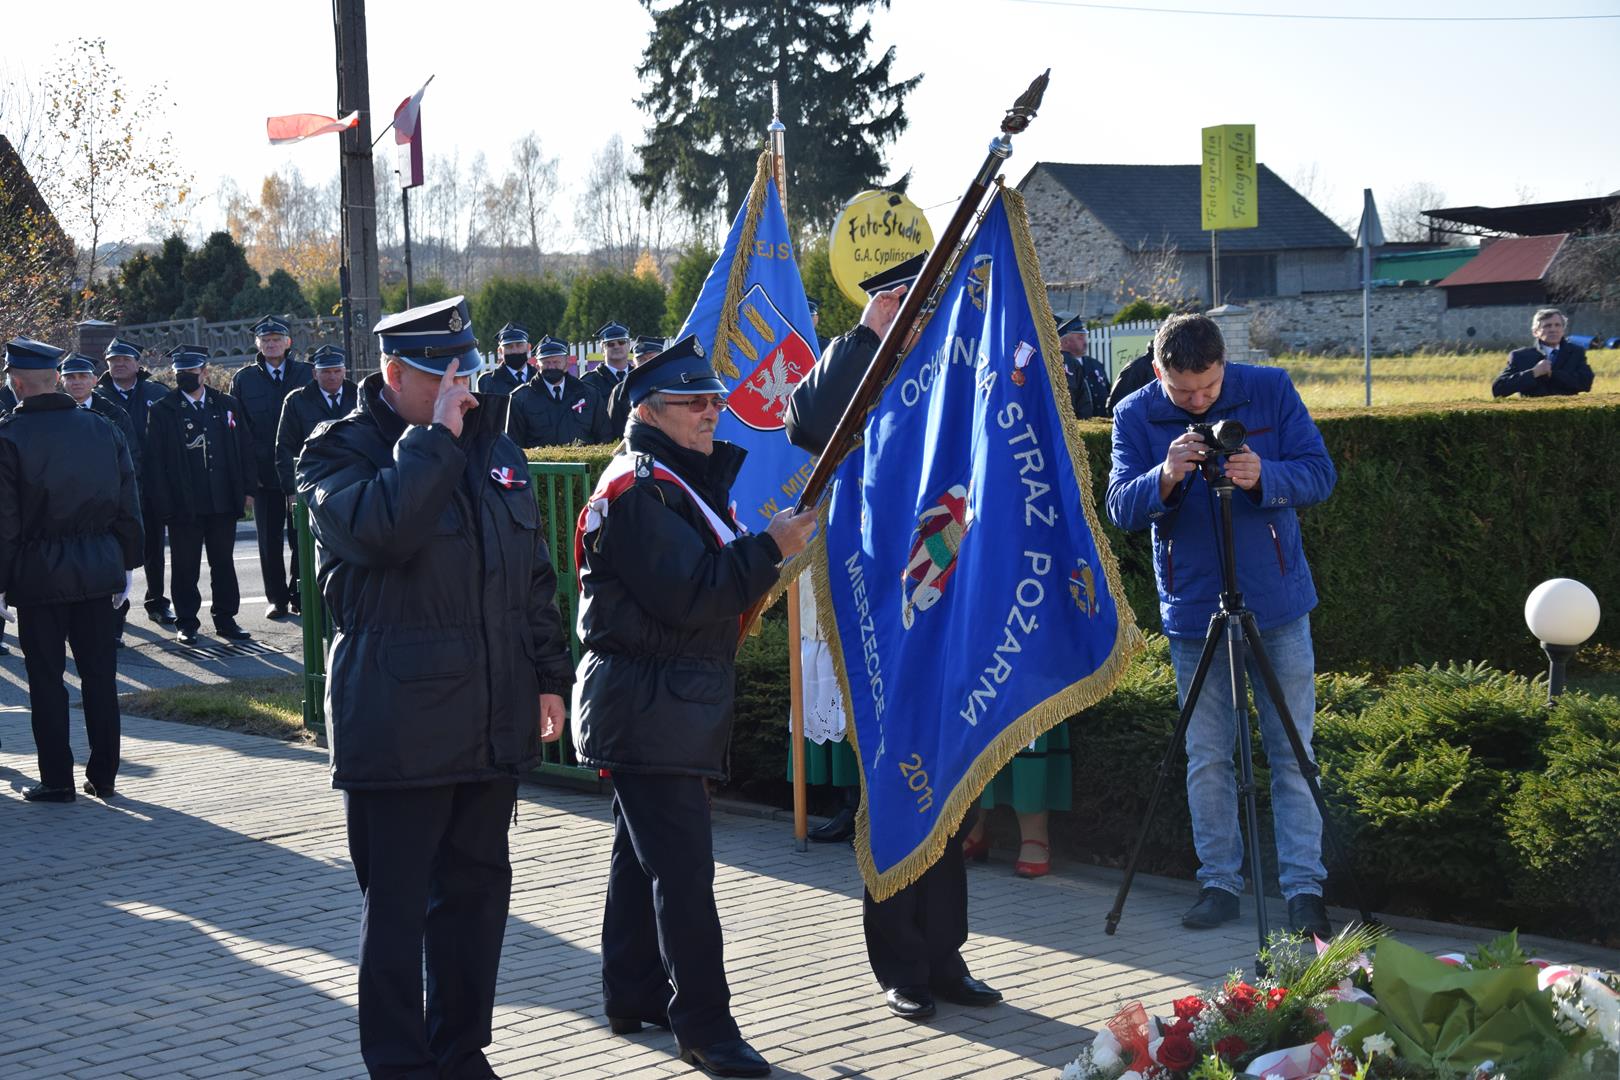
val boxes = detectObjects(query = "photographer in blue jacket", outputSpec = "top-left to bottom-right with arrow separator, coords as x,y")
1106,313 -> 1337,940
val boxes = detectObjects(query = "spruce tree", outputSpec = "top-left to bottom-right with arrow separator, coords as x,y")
633,0 -> 919,232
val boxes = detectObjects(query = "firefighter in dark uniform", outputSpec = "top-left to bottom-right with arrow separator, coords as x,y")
296,295 -> 573,1079
1057,314 -> 1111,420
59,353 -> 141,646
783,252 -> 1004,1022
602,335 -> 665,444
145,346 -> 256,646
476,322 -> 531,396
1105,343 -> 1157,416
275,345 -> 357,498
506,336 -> 613,449
98,338 -> 174,625
573,335 -> 816,1078
580,321 -> 633,431
0,338 -> 143,802
230,316 -> 313,619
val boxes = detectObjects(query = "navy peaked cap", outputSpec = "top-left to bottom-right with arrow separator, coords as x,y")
1056,314 -> 1088,336
104,337 -> 144,360
373,295 -> 483,379
58,353 -> 98,375
535,337 -> 569,359
310,344 -> 347,369
497,322 -> 530,345
596,321 -> 630,343
167,344 -> 209,370
624,334 -> 723,407
4,338 -> 66,370
858,250 -> 928,295
634,335 -> 665,356
253,316 -> 291,337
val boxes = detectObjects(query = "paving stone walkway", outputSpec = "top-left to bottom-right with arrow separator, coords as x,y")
2,710 -> 1614,1079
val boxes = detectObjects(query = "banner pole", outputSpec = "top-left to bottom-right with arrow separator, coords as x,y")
768,82 -> 810,852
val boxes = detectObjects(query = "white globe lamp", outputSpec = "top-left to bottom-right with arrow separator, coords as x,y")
1524,578 -> 1601,699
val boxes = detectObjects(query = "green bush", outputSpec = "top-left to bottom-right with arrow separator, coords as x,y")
559,269 -> 666,341
1504,693 -> 1620,928
1113,298 -> 1172,323
472,276 -> 568,349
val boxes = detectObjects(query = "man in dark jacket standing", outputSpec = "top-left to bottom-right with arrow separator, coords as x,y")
275,345 -> 356,496
783,254 -> 1006,1024
573,336 -> 815,1078
580,321 -> 633,431
475,322 -> 531,396
98,338 -> 174,625
297,296 -> 574,1080
507,336 -> 612,449
1057,315 -> 1111,420
601,335 -> 666,441
60,353 -> 140,470
230,317 -> 313,619
1491,307 -> 1595,398
145,347 -> 257,646
0,338 -> 143,802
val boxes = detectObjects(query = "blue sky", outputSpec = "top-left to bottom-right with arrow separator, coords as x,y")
7,0 -> 1618,246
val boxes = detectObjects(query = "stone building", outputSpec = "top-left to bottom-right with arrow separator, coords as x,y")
1017,162 -> 1356,320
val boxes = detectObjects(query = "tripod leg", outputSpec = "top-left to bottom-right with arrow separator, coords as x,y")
1226,618 -> 1272,961
1240,611 -> 1375,929
1105,614 -> 1228,935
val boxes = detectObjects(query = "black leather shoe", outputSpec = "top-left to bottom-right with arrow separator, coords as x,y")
1287,893 -> 1332,940
148,605 -> 176,626
677,1037 -> 771,1077
264,604 -> 288,620
930,974 -> 1002,1007
287,594 -> 301,616
0,640 -> 9,655
607,1011 -> 671,1035
176,628 -> 199,645
215,619 -> 252,641
23,784 -> 75,803
1183,887 -> 1241,929
808,806 -> 855,843
884,985 -> 936,1020
82,781 -> 116,800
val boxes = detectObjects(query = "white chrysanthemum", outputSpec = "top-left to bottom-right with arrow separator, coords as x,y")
1361,1033 -> 1395,1056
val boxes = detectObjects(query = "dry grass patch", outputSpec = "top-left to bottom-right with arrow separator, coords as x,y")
120,676 -> 311,743
1271,350 -> 1620,410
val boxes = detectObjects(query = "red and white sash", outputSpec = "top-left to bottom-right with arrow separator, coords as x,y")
574,454 -> 740,585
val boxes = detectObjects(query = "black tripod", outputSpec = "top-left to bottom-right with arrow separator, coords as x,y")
1103,458 -> 1372,963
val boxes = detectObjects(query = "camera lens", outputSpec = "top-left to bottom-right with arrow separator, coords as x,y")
1209,420 -> 1247,454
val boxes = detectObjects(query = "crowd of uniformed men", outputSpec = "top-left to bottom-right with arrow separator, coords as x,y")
0,272 -> 1134,1078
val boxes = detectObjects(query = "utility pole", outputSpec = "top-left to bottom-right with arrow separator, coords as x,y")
335,0 -> 382,371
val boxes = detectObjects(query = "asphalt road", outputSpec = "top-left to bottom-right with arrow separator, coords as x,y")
0,521 -> 308,712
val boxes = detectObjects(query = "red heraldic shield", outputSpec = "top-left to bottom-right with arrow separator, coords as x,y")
726,283 -> 817,432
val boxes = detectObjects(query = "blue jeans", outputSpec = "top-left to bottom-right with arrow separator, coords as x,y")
1168,613 -> 1325,899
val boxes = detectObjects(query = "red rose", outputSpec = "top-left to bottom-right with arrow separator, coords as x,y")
1214,1035 -> 1249,1059
1266,987 -> 1290,1010
1172,995 -> 1207,1021
1156,1033 -> 1199,1071
1167,1018 -> 1195,1038
1225,982 -> 1260,1015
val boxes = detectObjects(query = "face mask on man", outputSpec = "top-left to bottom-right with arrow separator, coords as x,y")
505,352 -> 528,370
541,367 -> 567,385
176,372 -> 202,394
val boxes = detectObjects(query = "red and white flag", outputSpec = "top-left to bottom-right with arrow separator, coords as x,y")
266,112 -> 359,145
394,79 -> 431,145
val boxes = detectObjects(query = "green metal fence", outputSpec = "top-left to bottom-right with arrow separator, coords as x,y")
296,459 -> 604,786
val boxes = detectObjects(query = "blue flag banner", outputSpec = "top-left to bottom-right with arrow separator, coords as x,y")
814,187 -> 1142,900
677,152 -> 817,531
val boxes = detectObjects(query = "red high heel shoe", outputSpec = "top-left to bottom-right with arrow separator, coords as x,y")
961,833 -> 991,863
1013,840 -> 1051,878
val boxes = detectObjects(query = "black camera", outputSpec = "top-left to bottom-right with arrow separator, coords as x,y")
1187,419 -> 1247,457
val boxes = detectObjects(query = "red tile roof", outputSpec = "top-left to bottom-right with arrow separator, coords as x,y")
1438,234 -> 1567,287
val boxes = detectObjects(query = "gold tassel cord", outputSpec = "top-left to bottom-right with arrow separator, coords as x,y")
815,186 -> 1146,903
708,150 -> 774,383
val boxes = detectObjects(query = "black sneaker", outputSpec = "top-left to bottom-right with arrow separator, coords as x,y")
1287,893 -> 1332,940
1182,887 -> 1241,929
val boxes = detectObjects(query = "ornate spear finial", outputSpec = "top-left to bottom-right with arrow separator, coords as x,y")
1002,69 -> 1051,136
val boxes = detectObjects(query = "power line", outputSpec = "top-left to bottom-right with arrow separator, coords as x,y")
1004,0 -> 1619,21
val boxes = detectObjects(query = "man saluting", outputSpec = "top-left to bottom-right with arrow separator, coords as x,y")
297,296 -> 573,1079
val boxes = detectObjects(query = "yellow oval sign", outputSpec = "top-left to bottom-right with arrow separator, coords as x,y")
828,189 -> 935,306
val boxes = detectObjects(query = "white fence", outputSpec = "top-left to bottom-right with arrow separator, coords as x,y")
1082,319 -> 1160,380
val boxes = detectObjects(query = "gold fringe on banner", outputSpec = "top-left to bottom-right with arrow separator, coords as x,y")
708,151 -> 774,382
815,185 -> 1145,903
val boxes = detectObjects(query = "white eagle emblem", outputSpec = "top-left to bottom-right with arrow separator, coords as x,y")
746,354 -> 795,414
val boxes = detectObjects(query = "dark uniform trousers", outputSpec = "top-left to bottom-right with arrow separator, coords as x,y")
862,818 -> 972,990
168,515 -> 241,634
141,494 -> 168,613
345,779 -> 517,1079
18,598 -> 121,789
255,488 -> 299,609
602,773 -> 739,1049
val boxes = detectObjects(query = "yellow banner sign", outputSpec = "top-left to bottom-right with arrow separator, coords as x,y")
1200,124 -> 1257,232
829,189 -> 935,306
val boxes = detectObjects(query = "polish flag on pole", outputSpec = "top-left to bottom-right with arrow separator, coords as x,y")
393,79 -> 431,145
266,112 -> 360,145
